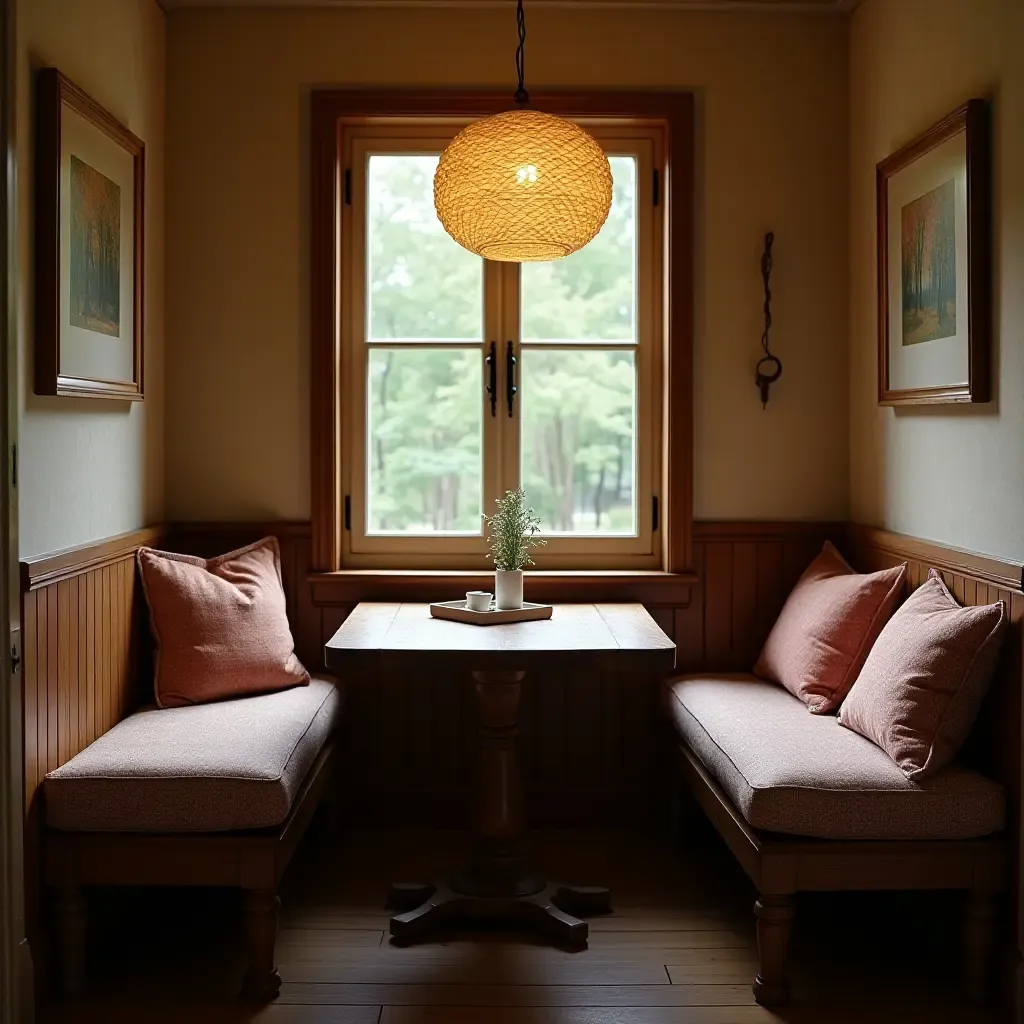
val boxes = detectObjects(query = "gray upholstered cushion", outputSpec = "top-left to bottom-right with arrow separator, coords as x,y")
45,676 -> 343,832
665,674 -> 1005,841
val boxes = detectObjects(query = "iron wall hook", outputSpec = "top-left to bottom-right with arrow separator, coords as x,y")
755,231 -> 782,408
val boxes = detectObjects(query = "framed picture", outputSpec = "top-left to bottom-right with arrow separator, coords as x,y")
35,68 -> 144,400
876,100 -> 989,406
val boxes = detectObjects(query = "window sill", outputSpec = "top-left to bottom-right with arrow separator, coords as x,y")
307,569 -> 698,607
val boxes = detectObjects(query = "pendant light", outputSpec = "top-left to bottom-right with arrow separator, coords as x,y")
433,0 -> 613,262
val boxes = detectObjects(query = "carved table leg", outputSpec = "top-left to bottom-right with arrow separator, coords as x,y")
753,894 -> 794,1007
964,886 -> 1000,1003
464,671 -> 529,894
53,884 -> 87,996
388,669 -> 611,947
242,888 -> 282,1001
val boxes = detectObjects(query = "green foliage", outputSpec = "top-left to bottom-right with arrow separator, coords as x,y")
483,488 -> 546,571
368,348 -> 481,532
365,153 -> 638,537
521,349 -> 635,533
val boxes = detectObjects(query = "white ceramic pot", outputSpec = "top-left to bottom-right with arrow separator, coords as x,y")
494,569 -> 524,610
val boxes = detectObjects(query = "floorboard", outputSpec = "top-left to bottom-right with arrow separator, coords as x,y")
274,983 -> 756,1006
40,828 -> 999,1024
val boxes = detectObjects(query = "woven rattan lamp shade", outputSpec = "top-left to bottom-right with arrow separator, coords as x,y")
434,109 -> 613,262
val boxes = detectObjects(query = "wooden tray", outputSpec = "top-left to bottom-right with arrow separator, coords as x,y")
429,600 -> 553,626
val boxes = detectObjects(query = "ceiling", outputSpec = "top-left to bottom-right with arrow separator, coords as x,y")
159,0 -> 861,13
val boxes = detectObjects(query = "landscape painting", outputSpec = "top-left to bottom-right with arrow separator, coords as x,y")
69,153 -> 121,337
900,178 -> 956,347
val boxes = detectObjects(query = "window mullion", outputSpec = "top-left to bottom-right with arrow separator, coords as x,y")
491,259 -> 522,502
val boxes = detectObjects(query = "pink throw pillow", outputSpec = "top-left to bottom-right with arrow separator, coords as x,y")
839,570 -> 1006,781
137,537 -> 309,708
754,541 -> 906,713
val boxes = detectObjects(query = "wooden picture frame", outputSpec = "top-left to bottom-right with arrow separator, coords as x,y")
35,68 -> 144,400
876,100 -> 989,406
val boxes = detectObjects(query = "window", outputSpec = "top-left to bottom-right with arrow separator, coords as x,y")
311,93 -> 693,579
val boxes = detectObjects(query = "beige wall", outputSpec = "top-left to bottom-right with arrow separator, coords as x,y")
16,0 -> 165,557
849,0 -> 1024,561
165,7 -> 849,523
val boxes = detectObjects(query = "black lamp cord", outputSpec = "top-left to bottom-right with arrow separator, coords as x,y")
755,231 -> 783,408
514,0 -> 529,105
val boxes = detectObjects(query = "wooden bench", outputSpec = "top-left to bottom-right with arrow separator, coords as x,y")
21,527 -> 341,1000
665,526 -> 1023,1012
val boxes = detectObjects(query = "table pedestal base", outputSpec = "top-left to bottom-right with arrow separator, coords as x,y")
386,670 -> 610,948
387,878 -> 611,948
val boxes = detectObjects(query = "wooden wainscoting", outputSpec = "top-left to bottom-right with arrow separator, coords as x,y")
166,519 -> 842,825
20,526 -> 164,815
20,524 -> 166,977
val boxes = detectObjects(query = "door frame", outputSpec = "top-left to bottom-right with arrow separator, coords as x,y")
0,0 -> 30,1019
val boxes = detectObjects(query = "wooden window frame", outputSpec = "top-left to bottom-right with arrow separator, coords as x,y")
310,90 -> 695,597
342,126 -> 661,569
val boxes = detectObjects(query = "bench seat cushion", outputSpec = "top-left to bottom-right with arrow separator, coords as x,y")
665,674 -> 1004,841
45,676 -> 343,833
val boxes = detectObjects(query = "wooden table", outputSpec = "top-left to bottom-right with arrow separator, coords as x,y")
324,602 -> 676,947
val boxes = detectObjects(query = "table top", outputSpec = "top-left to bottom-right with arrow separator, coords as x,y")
324,602 -> 677,673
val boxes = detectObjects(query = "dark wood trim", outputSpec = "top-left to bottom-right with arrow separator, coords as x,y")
876,99 -> 990,406
309,94 -> 340,573
20,525 -> 165,591
308,569 -> 696,607
34,68 -> 145,401
694,520 -> 844,542
309,89 -> 694,574
845,522 -> 1024,591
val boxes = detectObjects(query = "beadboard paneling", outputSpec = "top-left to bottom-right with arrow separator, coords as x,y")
20,526 -> 164,975
21,527 -> 163,814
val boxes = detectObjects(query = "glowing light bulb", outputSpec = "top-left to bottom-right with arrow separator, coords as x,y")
516,164 -> 538,184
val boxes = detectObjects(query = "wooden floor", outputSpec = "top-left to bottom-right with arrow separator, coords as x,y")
41,824 -> 997,1024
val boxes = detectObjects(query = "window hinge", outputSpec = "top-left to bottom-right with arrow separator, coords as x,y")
652,168 -> 660,207
10,444 -> 15,489
344,494 -> 351,531
10,626 -> 20,678
344,168 -> 352,206
652,495 -> 659,532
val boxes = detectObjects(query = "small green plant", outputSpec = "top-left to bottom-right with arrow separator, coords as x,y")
483,488 -> 546,572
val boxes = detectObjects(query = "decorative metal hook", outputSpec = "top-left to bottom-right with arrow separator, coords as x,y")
755,231 -> 782,408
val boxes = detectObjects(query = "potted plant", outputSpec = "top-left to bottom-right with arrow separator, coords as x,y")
484,488 -> 545,610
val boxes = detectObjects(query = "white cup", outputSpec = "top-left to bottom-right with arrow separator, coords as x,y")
466,590 -> 493,612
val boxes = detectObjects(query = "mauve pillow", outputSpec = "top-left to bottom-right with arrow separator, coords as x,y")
138,537 -> 309,708
754,541 -> 906,713
839,570 -> 1006,781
